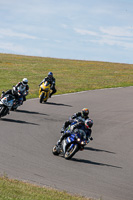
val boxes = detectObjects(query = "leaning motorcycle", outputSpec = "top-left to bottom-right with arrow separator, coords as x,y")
1,86 -> 25,112
11,86 -> 25,110
0,94 -> 15,118
52,131 -> 89,160
39,81 -> 51,103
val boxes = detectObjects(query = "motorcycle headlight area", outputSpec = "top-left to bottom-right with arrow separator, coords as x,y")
1,97 -> 12,106
81,141 -> 87,145
77,138 -> 81,142
1,98 -> 9,105
41,87 -> 49,92
44,88 -> 49,92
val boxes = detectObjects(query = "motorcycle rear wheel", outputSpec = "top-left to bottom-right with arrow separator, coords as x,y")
52,145 -> 60,156
65,144 -> 78,160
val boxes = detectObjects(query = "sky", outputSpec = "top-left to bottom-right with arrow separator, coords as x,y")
0,0 -> 133,64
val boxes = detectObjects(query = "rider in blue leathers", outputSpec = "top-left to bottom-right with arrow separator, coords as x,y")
60,108 -> 90,133
57,118 -> 93,145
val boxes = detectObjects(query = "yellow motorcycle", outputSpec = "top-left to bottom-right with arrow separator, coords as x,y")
39,81 -> 51,103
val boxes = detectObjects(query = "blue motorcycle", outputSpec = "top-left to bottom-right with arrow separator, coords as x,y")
52,131 -> 89,160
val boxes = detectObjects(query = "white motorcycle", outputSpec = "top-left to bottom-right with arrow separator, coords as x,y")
0,94 -> 15,118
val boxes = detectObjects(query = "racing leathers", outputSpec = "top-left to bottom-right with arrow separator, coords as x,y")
1,82 -> 29,104
57,121 -> 93,145
61,111 -> 89,133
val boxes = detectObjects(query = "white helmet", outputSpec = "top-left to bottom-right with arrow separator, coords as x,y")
22,78 -> 28,85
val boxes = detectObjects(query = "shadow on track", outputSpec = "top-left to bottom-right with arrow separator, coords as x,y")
44,102 -> 72,107
71,158 -> 122,169
84,147 -> 115,154
15,110 -> 48,116
1,118 -> 39,125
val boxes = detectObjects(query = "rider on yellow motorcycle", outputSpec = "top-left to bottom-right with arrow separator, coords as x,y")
39,81 -> 51,103
39,72 -> 56,98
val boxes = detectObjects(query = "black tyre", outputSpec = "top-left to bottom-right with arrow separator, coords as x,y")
40,93 -> 44,103
64,144 -> 78,160
44,92 -> 49,103
52,145 -> 60,156
0,106 -> 9,118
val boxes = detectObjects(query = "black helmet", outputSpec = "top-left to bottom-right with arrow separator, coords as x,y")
81,108 -> 89,118
85,119 -> 93,129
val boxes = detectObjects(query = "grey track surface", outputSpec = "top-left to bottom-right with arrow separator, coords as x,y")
0,87 -> 133,200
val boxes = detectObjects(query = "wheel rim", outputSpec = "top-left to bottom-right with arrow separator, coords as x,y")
65,144 -> 77,158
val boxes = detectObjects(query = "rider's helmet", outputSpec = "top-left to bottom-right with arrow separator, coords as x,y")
48,72 -> 53,79
85,119 -> 93,129
81,108 -> 89,118
22,78 -> 28,86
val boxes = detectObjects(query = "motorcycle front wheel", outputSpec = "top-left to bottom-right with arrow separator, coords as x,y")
0,105 -> 9,118
40,93 -> 44,103
64,144 -> 78,160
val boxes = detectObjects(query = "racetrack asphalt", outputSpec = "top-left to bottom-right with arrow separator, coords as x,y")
0,87 -> 133,200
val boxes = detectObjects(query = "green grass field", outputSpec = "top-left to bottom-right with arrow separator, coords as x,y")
0,176 -> 94,200
0,53 -> 133,99
0,53 -> 132,200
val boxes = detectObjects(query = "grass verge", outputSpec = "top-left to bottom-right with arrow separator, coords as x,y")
0,53 -> 133,99
0,176 -> 95,200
